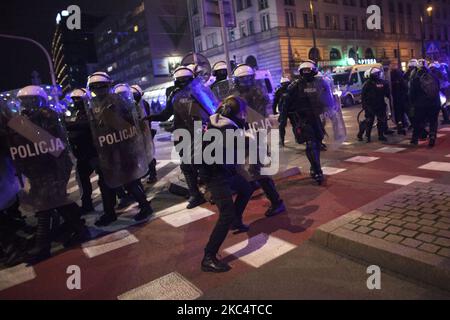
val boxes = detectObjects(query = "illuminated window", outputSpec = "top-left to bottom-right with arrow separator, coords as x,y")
134,25 -> 139,32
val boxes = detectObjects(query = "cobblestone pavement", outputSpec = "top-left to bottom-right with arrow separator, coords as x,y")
344,183 -> 450,258
313,182 -> 450,292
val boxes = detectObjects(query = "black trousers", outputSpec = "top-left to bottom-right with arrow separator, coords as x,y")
76,158 -> 116,215
35,202 -> 85,252
393,99 -> 408,128
123,180 -> 150,209
181,163 -> 202,198
204,174 -> 253,256
253,177 -> 281,205
364,107 -> 387,138
76,159 -> 96,207
412,106 -> 440,141
279,112 -> 298,143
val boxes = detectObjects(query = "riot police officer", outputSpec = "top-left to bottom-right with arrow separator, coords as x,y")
211,61 -> 228,89
273,77 -> 290,115
65,88 -> 98,213
429,62 -> 450,125
147,67 -> 212,209
405,59 -> 418,82
231,64 -> 270,117
3,86 -> 88,261
283,60 -> 331,185
358,67 -> 390,142
87,72 -> 153,225
0,113 -> 31,266
409,60 -> 441,147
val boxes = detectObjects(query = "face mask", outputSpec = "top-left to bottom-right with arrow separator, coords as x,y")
133,92 -> 141,103
90,85 -> 110,98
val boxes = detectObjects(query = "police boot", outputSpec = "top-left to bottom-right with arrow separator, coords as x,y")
429,135 -> 436,147
81,200 -> 95,214
116,194 -> 135,211
306,142 -> 323,185
230,221 -> 250,234
397,123 -> 406,135
310,169 -> 324,185
378,135 -> 387,142
28,211 -> 52,263
420,129 -> 429,140
442,107 -> 450,124
60,204 -> 91,247
201,254 -> 231,273
357,120 -> 366,141
126,182 -> 154,221
184,174 -> 206,209
265,200 -> 286,217
146,159 -> 158,184
95,213 -> 117,227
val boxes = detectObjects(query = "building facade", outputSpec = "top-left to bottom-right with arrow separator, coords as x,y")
189,0 -> 450,85
51,12 -> 101,94
93,0 -> 192,88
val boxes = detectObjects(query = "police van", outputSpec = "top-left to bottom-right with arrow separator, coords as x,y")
332,62 -> 382,107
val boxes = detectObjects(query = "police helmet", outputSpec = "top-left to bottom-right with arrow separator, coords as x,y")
232,64 -> 255,87
298,60 -> 318,79
212,61 -> 228,79
17,85 -> 48,109
408,59 -> 418,68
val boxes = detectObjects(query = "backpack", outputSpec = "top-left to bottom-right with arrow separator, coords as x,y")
419,72 -> 440,99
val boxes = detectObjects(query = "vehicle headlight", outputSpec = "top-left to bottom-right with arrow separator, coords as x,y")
334,90 -> 342,97
440,92 -> 447,105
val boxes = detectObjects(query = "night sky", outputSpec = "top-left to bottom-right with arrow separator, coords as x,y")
0,0 -> 137,92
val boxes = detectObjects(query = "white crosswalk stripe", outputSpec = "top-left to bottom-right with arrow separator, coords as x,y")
322,167 -> 347,175
385,175 -> 434,186
419,161 -> 450,172
0,264 -> 36,292
82,230 -> 139,258
223,233 -> 296,268
117,272 -> 202,300
345,156 -> 380,163
161,206 -> 215,227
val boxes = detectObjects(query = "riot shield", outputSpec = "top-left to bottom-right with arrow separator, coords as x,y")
317,76 -> 347,149
181,52 -> 212,84
189,77 -> 219,117
233,84 -> 287,180
136,100 -> 155,166
86,93 -> 149,188
211,79 -> 233,101
2,101 -> 76,212
0,154 -> 20,211
232,81 -> 270,118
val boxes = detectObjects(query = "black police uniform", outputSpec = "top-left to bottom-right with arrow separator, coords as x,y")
272,83 -> 289,115
409,68 -> 441,145
359,76 -> 390,141
390,69 -> 409,134
283,77 -> 326,182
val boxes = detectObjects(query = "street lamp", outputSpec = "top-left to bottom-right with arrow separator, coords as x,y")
420,4 -> 434,58
309,0 -> 318,62
0,33 -> 59,105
